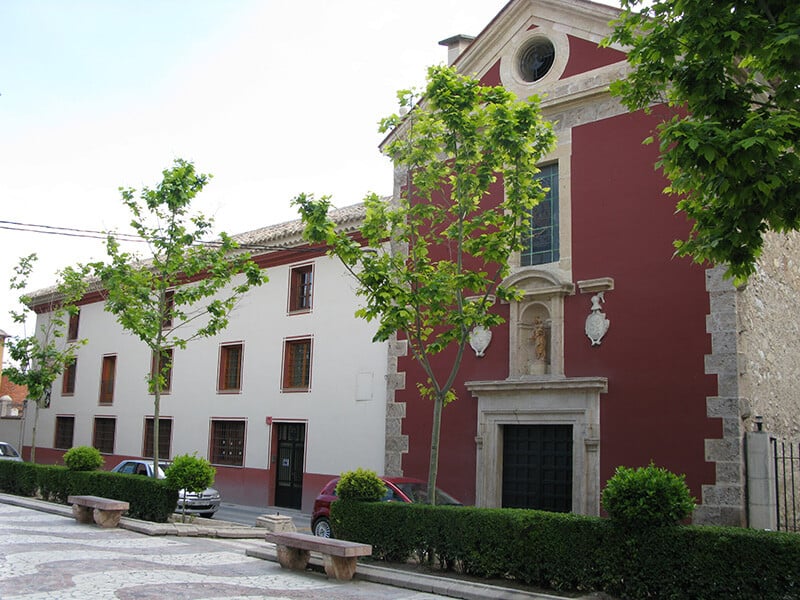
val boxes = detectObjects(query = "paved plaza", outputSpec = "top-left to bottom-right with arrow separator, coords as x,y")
0,503 -> 453,600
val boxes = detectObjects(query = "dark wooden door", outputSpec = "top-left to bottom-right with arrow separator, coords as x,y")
502,424 -> 572,512
274,423 -> 305,509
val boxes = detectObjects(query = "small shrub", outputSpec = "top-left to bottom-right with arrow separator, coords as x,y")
165,453 -> 215,522
601,462 -> 696,528
63,446 -> 104,471
336,468 -> 386,502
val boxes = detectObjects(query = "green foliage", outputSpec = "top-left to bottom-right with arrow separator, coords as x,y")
294,65 -> 555,499
604,0 -> 800,282
166,454 -> 215,493
601,463 -> 696,528
62,446 -> 104,471
335,468 -> 386,502
4,254 -> 91,462
0,461 -> 177,522
331,501 -> 800,598
91,159 -> 267,468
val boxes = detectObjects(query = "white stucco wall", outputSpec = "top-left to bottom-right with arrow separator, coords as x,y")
24,251 -> 388,477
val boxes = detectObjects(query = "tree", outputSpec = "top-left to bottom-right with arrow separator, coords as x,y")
165,453 -> 215,522
93,159 -> 266,475
294,65 -> 555,501
4,254 -> 90,463
605,0 -> 800,282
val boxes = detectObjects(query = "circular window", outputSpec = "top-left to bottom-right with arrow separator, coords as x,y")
517,38 -> 555,83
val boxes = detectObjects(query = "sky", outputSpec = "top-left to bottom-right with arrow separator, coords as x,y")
0,0 -> 618,343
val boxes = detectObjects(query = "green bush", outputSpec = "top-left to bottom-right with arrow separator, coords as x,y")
166,453 -> 215,522
335,468 -> 386,502
330,500 -> 800,598
0,460 -> 177,522
601,462 -> 696,528
63,446 -> 104,471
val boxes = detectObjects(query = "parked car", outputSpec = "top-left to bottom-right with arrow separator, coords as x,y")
0,442 -> 22,462
311,476 -> 461,537
110,459 -> 221,517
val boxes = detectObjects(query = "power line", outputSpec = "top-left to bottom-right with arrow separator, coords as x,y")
0,220 -> 323,254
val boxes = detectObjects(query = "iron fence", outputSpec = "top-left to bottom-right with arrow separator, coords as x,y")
772,437 -> 800,532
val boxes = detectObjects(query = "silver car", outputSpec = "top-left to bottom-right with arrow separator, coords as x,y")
0,442 -> 22,461
110,459 -> 221,517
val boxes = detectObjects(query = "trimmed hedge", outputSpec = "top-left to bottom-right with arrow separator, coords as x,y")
0,460 -> 177,522
330,500 -> 800,599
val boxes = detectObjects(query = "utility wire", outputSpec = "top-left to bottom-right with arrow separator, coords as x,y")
0,220 -> 324,253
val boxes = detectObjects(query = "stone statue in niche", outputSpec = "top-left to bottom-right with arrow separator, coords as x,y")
585,292 -> 610,346
528,316 -> 548,375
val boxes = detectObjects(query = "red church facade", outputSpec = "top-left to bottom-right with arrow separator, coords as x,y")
386,0 -> 739,524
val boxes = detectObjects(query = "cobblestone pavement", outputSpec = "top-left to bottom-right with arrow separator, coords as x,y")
0,504 -> 451,600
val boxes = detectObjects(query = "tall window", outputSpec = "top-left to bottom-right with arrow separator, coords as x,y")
93,417 -> 116,454
162,290 -> 175,329
99,355 -> 117,404
210,420 -> 245,466
62,359 -> 77,395
54,416 -> 75,450
218,343 -> 243,392
150,348 -> 173,393
143,417 -> 172,458
521,163 -> 559,266
67,310 -> 80,341
289,264 -> 314,312
283,337 -> 312,391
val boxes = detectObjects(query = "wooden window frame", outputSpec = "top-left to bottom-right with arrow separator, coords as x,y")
92,417 -> 116,454
162,290 -> 175,329
218,343 -> 243,393
62,359 -> 77,395
99,355 -> 117,405
209,419 -> 246,466
54,415 -> 75,450
282,337 -> 312,392
67,310 -> 80,341
150,348 -> 173,394
142,416 -> 173,459
288,264 -> 314,313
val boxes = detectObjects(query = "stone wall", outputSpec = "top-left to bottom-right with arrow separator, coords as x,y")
737,231 -> 800,440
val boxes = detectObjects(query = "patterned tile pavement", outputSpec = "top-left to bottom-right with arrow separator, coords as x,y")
0,503 -> 452,599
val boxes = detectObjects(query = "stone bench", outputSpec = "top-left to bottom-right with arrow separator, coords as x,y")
265,531 -> 372,581
68,495 -> 130,528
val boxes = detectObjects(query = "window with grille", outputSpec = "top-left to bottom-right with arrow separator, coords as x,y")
521,163 -> 559,267
218,343 -> 243,392
210,420 -> 245,466
93,417 -> 116,454
143,417 -> 172,458
99,355 -> 116,404
289,264 -> 314,313
67,310 -> 80,341
282,337 -> 312,391
54,416 -> 75,450
150,348 -> 173,394
62,359 -> 77,395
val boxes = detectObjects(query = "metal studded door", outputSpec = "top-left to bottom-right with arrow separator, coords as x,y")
502,424 -> 573,512
274,423 -> 305,509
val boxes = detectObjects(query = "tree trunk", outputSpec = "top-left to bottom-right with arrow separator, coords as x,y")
427,393 -> 445,505
30,402 -> 40,463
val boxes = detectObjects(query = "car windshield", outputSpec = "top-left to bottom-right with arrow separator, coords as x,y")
0,444 -> 19,457
395,482 -> 461,505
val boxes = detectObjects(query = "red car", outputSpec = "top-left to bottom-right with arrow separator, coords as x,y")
311,476 -> 461,537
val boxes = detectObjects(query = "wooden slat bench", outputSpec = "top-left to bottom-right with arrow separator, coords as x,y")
265,531 -> 372,581
68,495 -> 129,528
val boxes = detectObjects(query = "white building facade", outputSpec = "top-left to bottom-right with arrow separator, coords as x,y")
26,204 -> 388,512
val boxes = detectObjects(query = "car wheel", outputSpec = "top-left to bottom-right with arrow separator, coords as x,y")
201,512 -> 214,519
313,517 -> 332,538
